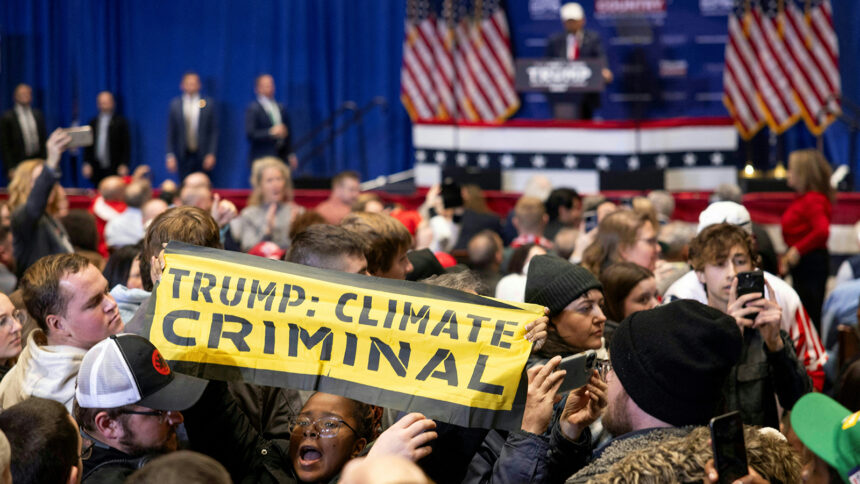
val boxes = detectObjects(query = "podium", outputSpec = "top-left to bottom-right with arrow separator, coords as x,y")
515,58 -> 606,119
515,58 -> 606,93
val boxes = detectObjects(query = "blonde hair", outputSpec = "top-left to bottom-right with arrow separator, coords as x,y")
582,209 -> 652,277
8,159 -> 63,215
788,149 -> 835,202
247,157 -> 293,206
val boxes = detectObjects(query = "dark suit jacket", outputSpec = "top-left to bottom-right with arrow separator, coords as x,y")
545,29 -> 607,118
84,114 -> 131,174
166,96 -> 218,159
0,107 -> 47,171
245,100 -> 292,162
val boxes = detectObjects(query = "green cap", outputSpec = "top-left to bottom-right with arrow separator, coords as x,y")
791,393 -> 860,483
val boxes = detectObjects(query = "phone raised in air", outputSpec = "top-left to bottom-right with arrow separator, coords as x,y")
710,411 -> 748,484
64,126 -> 93,149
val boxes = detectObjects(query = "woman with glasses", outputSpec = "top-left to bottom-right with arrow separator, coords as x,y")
0,294 -> 24,380
581,209 -> 661,278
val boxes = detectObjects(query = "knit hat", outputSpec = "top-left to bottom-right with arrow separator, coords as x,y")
609,299 -> 742,426
697,201 -> 751,234
791,393 -> 860,483
525,255 -> 602,316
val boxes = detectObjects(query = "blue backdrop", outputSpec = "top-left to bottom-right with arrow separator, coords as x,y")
2,0 -> 860,188
0,0 -> 410,188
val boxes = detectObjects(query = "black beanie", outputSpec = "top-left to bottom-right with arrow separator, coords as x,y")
609,299 -> 742,427
525,255 -> 602,316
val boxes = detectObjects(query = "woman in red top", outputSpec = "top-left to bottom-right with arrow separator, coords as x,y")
781,149 -> 834,330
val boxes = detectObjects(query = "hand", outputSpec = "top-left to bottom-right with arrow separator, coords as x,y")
753,280 -> 783,352
521,356 -> 565,434
602,68 -> 614,83
727,278 -> 763,330
368,413 -> 437,462
166,154 -> 177,173
704,459 -> 770,484
211,193 -> 238,228
117,164 -> 129,177
264,203 -> 278,236
559,370 -> 608,442
524,309 -> 549,351
132,164 -> 151,180
150,245 -> 167,286
288,153 -> 298,171
269,124 -> 288,139
203,154 -> 216,171
46,129 -> 71,169
82,163 -> 93,179
781,247 -> 800,272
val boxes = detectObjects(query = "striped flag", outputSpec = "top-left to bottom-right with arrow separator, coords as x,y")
401,0 -> 519,123
723,0 -> 840,139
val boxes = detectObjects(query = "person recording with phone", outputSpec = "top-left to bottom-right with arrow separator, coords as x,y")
7,129 -> 74,279
688,223 -> 812,428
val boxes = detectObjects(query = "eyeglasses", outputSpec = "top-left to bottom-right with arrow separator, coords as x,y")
80,439 -> 94,460
596,359 -> 612,380
0,310 -> 26,328
118,409 -> 174,422
289,415 -> 357,438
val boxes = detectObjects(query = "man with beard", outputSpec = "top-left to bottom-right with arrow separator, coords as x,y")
546,300 -> 743,483
73,334 -> 209,483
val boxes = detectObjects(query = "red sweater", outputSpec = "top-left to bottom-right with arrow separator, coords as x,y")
781,191 -> 832,255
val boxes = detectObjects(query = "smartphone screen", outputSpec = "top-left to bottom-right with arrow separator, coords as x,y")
583,211 -> 598,232
710,411 -> 748,484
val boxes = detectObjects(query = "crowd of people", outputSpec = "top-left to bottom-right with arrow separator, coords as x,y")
0,127 -> 855,484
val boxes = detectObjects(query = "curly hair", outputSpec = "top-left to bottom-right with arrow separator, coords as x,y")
589,426 -> 801,484
688,223 -> 760,272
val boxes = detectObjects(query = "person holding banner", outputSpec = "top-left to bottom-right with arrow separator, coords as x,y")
545,2 -> 612,120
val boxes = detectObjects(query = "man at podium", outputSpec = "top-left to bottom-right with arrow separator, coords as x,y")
545,2 -> 613,120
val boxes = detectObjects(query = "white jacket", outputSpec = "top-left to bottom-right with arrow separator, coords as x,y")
0,329 -> 86,412
663,270 -> 827,389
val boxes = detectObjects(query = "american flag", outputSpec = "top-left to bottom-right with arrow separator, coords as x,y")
401,0 -> 519,122
723,0 -> 840,139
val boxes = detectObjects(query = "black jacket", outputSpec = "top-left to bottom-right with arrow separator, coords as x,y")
11,165 -> 72,279
0,106 -> 47,171
84,113 -> 131,183
722,329 -> 812,428
82,444 -> 150,484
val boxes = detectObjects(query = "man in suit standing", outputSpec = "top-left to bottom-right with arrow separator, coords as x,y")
83,91 -> 131,186
246,74 -> 297,170
0,84 -> 47,176
166,72 -> 218,179
545,3 -> 612,120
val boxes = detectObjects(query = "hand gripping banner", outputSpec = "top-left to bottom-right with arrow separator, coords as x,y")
135,242 -> 544,430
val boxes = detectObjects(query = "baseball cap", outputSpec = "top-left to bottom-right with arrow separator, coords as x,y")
697,201 -> 751,234
791,393 -> 860,483
76,334 -> 208,411
249,241 -> 287,260
560,2 -> 584,21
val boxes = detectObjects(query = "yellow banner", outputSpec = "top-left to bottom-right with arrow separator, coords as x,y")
140,243 -> 543,428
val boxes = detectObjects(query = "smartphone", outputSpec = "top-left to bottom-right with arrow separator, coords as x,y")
440,182 -> 463,209
710,411 -> 748,484
736,271 -> 765,321
583,210 -> 598,232
65,126 -> 93,149
556,350 -> 598,393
